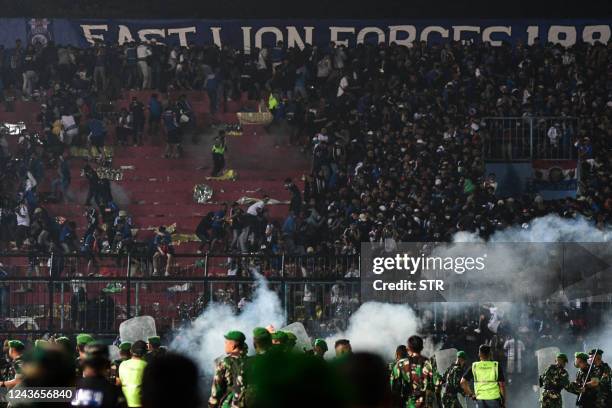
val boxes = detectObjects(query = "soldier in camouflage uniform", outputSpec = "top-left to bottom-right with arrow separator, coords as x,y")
208,330 -> 247,408
75,333 -> 95,378
438,351 -> 468,408
390,335 -> 435,408
567,352 -> 603,408
0,340 -> 25,389
233,327 -> 273,408
538,352 -> 569,408
588,349 -> 610,407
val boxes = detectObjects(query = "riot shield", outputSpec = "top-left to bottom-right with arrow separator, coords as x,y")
536,346 -> 561,375
119,315 -> 157,343
280,322 -> 312,352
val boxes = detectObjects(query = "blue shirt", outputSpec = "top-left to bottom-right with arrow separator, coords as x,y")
154,232 -> 171,246
88,119 -> 106,140
282,215 -> 296,235
149,98 -> 162,118
162,110 -> 178,131
60,225 -> 74,243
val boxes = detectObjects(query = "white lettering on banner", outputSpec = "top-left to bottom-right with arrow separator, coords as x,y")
137,29 -> 165,43
482,26 -> 511,46
167,27 -> 196,46
118,25 -> 134,45
286,26 -> 314,50
452,25 -> 480,41
241,26 -> 252,53
254,26 -> 284,49
389,25 -> 417,47
356,26 -> 385,44
210,27 -> 222,47
80,25 -> 108,45
548,25 -> 577,47
420,26 -> 449,42
583,25 -> 611,44
526,26 -> 539,45
330,27 -> 355,47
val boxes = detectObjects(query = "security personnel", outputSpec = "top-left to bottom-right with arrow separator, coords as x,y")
34,339 -> 49,349
117,340 -> 147,408
145,337 -> 166,363
55,336 -> 73,355
75,333 -> 95,378
285,332 -> 297,352
538,353 -> 570,408
440,351 -> 468,408
72,342 -> 127,408
588,349 -> 610,407
461,344 -> 505,408
111,342 -> 132,384
208,331 -> 247,408
313,339 -> 328,359
271,331 -> 288,352
233,327 -> 273,408
390,335 -> 434,408
0,340 -> 25,389
567,352 -> 602,407
211,132 -> 226,177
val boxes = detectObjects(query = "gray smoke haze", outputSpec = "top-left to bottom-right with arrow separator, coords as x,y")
169,215 -> 610,380
453,214 -> 611,243
170,273 -> 285,376
325,302 -> 422,359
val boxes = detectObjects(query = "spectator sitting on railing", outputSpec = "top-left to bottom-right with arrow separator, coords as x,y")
152,226 -> 173,277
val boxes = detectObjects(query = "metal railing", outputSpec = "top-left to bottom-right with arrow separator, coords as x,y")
482,117 -> 579,161
0,253 -> 361,336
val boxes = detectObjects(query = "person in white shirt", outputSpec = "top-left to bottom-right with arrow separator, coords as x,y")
547,124 -> 559,148
503,336 -> 525,375
15,202 -> 30,249
239,196 -> 269,253
137,42 -> 152,89
317,55 -> 332,83
60,114 -> 78,145
246,196 -> 269,216
337,74 -> 349,98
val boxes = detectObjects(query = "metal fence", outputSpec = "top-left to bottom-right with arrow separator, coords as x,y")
482,117 -> 579,161
0,253 -> 361,337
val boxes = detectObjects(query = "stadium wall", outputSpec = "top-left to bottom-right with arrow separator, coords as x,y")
1,18 -> 611,49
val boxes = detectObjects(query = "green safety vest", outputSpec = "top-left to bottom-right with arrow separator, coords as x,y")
119,358 -> 147,407
212,144 -> 225,154
472,360 -> 501,400
268,94 -> 278,111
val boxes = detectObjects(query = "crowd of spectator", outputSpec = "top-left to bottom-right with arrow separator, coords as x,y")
194,39 -> 611,256
0,37 -> 610,259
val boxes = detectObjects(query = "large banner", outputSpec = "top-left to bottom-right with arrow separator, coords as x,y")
532,159 -> 578,200
0,18 -> 610,51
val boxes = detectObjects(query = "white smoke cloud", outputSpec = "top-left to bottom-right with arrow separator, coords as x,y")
170,273 -> 285,376
169,214 -> 610,375
325,302 -> 421,360
455,214 -> 611,243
